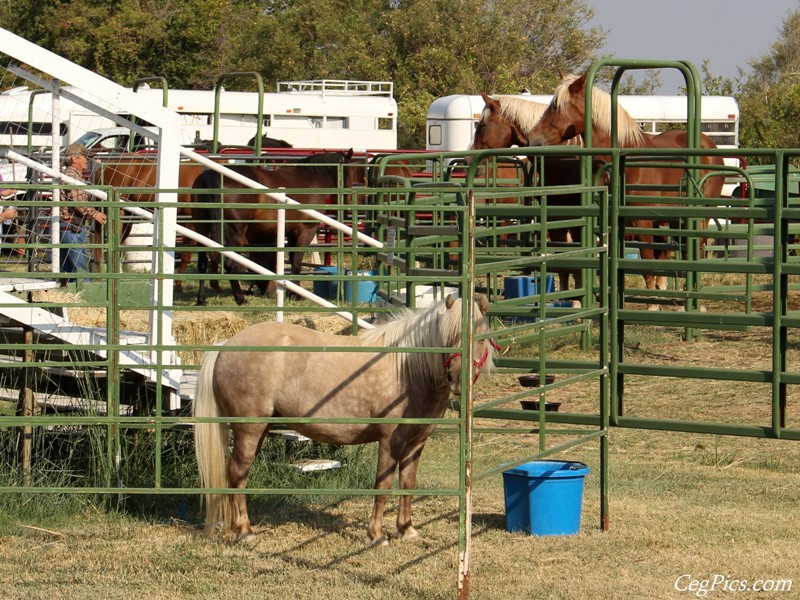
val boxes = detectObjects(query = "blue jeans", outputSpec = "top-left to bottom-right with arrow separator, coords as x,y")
60,226 -> 89,279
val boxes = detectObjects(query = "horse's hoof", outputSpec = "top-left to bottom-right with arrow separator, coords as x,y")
238,531 -> 257,544
398,526 -> 419,540
367,535 -> 389,548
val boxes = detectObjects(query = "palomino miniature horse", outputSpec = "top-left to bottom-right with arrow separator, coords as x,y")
526,73 -> 725,301
469,93 -> 587,292
194,294 -> 494,545
190,150 -> 355,305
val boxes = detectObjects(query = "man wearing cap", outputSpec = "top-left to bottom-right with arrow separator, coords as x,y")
60,143 -> 107,281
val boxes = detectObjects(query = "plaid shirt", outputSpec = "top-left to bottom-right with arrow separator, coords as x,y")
59,164 -> 100,228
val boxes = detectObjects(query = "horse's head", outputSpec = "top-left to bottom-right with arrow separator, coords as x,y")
441,293 -> 495,395
527,74 -> 588,146
302,149 -> 356,188
528,73 -> 644,148
467,94 -> 530,161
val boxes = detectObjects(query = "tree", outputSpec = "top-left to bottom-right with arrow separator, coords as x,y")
0,0 -> 607,148
0,0 -> 237,87
230,0 -> 606,147
737,8 -> 800,158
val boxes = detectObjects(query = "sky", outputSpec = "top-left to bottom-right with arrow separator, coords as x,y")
589,0 -> 799,92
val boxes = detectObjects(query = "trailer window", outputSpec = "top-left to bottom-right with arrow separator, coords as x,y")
0,121 -> 68,136
428,124 -> 442,146
324,117 -> 347,129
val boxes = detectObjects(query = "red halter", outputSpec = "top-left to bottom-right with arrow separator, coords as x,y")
443,339 -> 502,384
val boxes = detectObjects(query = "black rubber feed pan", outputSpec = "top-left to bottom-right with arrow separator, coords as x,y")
520,400 -> 562,412
518,374 -> 556,387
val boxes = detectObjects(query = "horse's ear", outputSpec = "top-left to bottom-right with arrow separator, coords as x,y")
481,93 -> 499,112
570,73 -> 588,94
445,294 -> 456,309
477,294 -> 489,315
345,148 -> 354,160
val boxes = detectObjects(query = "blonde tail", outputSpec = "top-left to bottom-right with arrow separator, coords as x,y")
193,349 -> 231,534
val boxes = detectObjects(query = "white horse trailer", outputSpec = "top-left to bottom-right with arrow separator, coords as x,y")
0,79 -> 398,152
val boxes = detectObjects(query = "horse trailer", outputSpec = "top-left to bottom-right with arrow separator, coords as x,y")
0,79 -> 398,152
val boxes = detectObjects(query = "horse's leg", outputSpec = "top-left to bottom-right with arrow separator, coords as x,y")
368,438 -> 399,546
210,252 -> 222,290
548,226 -> 577,296
655,244 -> 670,291
634,227 -> 661,311
396,436 -> 430,540
174,243 -> 193,294
226,227 -> 249,305
227,423 -> 271,541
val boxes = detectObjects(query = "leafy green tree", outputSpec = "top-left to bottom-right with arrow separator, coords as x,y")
1,0 -> 607,147
737,8 -> 800,159
1,0 -> 236,87
230,0 -> 605,147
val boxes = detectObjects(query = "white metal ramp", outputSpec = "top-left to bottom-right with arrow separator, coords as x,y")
0,288 -> 182,410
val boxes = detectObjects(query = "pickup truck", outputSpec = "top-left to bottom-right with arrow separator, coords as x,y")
72,127 -> 200,154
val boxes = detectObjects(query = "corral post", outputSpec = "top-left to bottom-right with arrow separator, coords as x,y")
15,323 -> 34,485
458,189 -> 477,599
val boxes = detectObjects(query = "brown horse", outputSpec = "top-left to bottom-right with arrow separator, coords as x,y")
526,73 -> 725,300
94,155 -> 221,293
191,150 -> 356,306
193,293 -> 494,544
469,93 -> 587,293
246,135 -> 294,149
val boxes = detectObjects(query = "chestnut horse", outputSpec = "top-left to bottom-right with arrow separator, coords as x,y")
190,150 -> 356,306
94,155 -> 220,293
194,293 -> 495,545
526,73 -> 725,300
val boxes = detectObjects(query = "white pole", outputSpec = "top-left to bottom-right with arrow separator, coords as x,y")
276,198 -> 286,323
50,81 -> 61,273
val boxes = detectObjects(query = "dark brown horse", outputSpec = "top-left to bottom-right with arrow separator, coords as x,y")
246,135 -> 294,149
194,293 -> 494,544
191,149 -> 356,305
525,73 -> 726,302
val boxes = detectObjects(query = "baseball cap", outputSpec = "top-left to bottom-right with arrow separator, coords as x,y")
65,143 -> 89,157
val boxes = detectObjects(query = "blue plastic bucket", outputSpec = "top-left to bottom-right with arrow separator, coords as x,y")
502,460 -> 590,536
343,269 -> 377,303
312,266 -> 339,299
504,275 -> 555,299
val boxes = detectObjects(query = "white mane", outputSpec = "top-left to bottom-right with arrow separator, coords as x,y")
554,74 -> 648,146
481,96 -> 550,133
360,297 -> 492,389
485,95 -> 583,146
